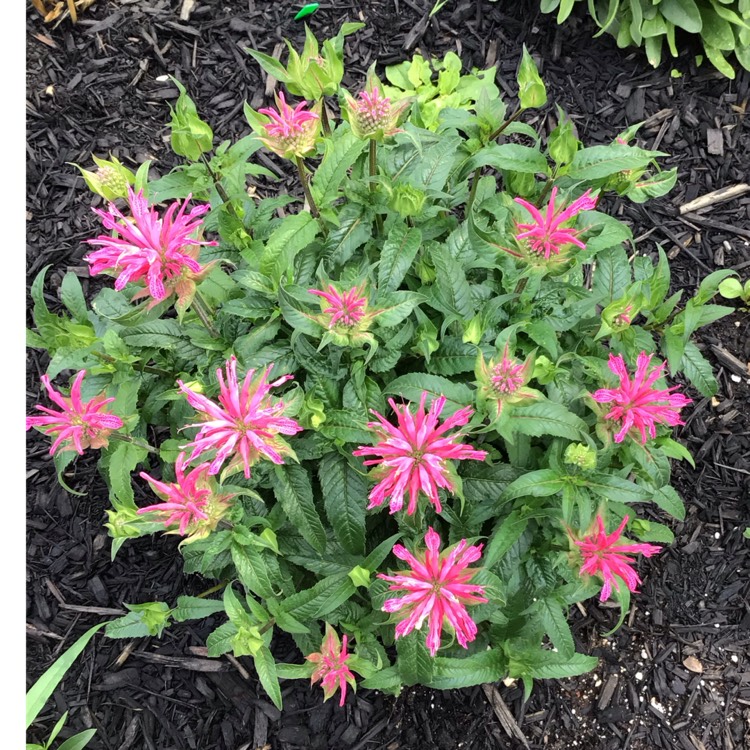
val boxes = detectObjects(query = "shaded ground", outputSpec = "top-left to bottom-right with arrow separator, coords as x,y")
26,0 -> 750,748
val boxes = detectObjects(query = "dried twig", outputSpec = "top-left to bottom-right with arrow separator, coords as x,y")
482,683 -> 530,749
679,184 -> 750,215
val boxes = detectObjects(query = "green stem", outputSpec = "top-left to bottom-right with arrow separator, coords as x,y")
320,103 -> 332,137
488,106 -> 523,142
259,618 -> 276,636
191,290 -> 220,338
110,433 -> 158,454
201,155 -> 240,219
295,156 -> 320,218
91,351 -> 171,378
369,140 -> 384,237
466,167 -> 481,216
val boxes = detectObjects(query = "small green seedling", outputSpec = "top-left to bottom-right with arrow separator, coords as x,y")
718,277 -> 750,308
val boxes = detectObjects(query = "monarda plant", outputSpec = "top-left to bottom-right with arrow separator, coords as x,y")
27,28 -> 734,708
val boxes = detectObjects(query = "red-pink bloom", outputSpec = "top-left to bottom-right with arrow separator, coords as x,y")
491,348 -> 526,394
353,393 -> 487,515
379,527 -> 488,657
138,452 -> 212,535
575,514 -> 662,602
178,357 -> 303,480
306,625 -> 357,707
309,284 -> 368,328
26,370 -> 124,456
85,187 -> 216,302
591,352 -> 692,444
257,91 -> 320,158
514,187 -> 598,259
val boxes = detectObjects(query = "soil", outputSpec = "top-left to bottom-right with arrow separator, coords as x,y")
26,1 -> 750,749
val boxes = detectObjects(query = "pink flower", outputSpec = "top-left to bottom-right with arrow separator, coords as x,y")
85,187 -> 216,303
514,187 -> 598,259
306,625 -> 357,707
575,515 -> 662,602
591,352 -> 692,444
26,370 -> 124,456
378,528 -> 488,657
138,452 -> 213,535
257,91 -> 320,159
309,284 -> 368,328
178,357 -> 303,480
490,347 -> 526,394
353,393 -> 487,515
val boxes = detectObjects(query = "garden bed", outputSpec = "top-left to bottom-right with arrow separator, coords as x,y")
26,1 -> 750,749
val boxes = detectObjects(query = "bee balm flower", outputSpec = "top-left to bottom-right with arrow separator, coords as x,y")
475,346 -> 538,421
309,284 -> 368,329
85,187 -> 216,306
514,187 -> 598,260
353,393 -> 487,515
379,528 -> 488,657
26,370 -> 124,456
591,352 -> 692,444
138,452 -> 233,542
574,514 -> 661,602
256,91 -> 320,159
344,76 -> 409,141
178,356 -> 303,480
306,625 -> 357,707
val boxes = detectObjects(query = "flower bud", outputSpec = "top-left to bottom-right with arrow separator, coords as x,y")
564,443 -> 597,471
390,184 -> 426,219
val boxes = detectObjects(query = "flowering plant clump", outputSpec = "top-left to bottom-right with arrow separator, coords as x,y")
27,28 -> 735,709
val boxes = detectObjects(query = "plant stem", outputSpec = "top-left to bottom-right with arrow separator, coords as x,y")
369,140 -> 384,236
320,102 -> 331,137
110,433 -> 158,454
466,167 -> 481,216
488,106 -> 523,142
91,351 -> 172,378
191,290 -> 220,338
201,155 -> 240,219
295,156 -> 320,218
259,618 -> 276,636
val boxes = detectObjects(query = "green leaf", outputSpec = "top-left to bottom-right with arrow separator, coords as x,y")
536,599 -> 574,658
585,473 -> 652,504
459,143 -> 549,180
107,441 -> 147,508
272,464 -> 327,554
396,633 -> 434,685
231,542 -> 276,599
324,203 -> 371,267
60,272 -> 89,323
484,511 -> 528,568
245,49 -> 291,83
311,128 -> 365,205
207,622 -> 239,657
426,648 -> 506,689
430,244 -> 474,318
384,374 -> 473,416
120,319 -> 186,349
280,574 -> 356,620
700,6 -> 736,50
502,470 -> 565,501
524,651 -> 598,679
319,453 -> 367,555
680,340 -> 717,397
651,486 -> 686,521
254,645 -> 283,710
57,730 -> 98,750
172,596 -> 226,622
26,624 -> 104,729
105,602 -> 172,639
510,401 -> 588,440
660,0 -> 703,33
378,223 -> 422,293
567,144 -> 666,180
260,213 -> 319,287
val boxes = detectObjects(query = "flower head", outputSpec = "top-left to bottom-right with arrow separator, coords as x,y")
306,625 -> 357,707
344,76 -> 409,141
138,452 -> 233,542
379,528 -> 488,656
257,91 -> 320,159
514,187 -> 598,260
353,393 -> 487,515
591,352 -> 692,444
475,346 -> 537,421
574,514 -> 662,601
309,284 -> 368,329
178,357 -> 303,480
85,187 -> 217,306
26,370 -> 124,456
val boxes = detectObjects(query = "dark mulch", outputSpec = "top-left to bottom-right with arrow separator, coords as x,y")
27,1 -> 750,748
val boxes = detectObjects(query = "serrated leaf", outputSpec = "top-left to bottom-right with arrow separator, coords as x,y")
536,599 -> 574,658
206,621 -> 238,657
272,464 -> 327,553
312,128 -> 366,205
510,402 -> 588,440
680,340 -> 718,397
378,223 -> 422,293
584,473 -> 652,504
568,145 -> 666,180
231,542 -> 276,599
384,373 -> 473,416
593,246 -> 631,303
319,453 -> 367,555
120,319 -> 186,349
280,573 -> 356,620
524,651 -> 598,679
652,485 -> 686,521
260,213 -> 319,286
426,648 -> 506,689
254,645 -> 283,710
483,511 -> 528,568
108,441 -> 147,508
502,470 -> 564,501
172,596 -> 226,622
396,632 -> 434,685
60,272 -> 89,323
